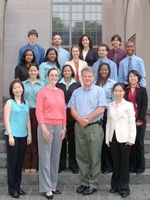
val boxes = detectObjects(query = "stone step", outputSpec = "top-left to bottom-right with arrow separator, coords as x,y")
0,168 -> 150,185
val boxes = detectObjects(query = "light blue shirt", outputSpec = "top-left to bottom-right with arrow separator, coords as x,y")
17,43 -> 45,66
4,99 -> 29,137
59,77 -> 76,90
118,55 -> 146,87
92,58 -> 118,82
96,78 -> 116,104
39,61 -> 61,85
23,79 -> 45,108
68,84 -> 108,122
53,46 -> 70,70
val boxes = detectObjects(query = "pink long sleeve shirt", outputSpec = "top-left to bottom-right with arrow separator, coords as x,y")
36,87 -> 66,125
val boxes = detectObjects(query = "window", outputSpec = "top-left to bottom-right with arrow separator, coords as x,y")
51,0 -> 102,48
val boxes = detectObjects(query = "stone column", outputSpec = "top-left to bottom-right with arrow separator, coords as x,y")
0,0 -> 7,112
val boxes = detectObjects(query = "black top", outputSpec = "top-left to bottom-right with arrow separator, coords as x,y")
124,86 -> 148,123
15,64 -> 29,82
56,81 -> 81,121
83,48 -> 98,67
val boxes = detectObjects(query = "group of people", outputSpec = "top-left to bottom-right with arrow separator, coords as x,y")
3,29 -> 148,199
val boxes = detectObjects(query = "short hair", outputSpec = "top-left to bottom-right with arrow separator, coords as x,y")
113,82 -> 126,92
97,43 -> 109,52
28,29 -> 38,38
69,45 -> 83,60
127,70 -> 141,82
9,80 -> 25,104
20,49 -> 36,65
52,34 -> 62,40
111,34 -> 122,43
125,41 -> 134,47
78,34 -> 93,50
28,63 -> 40,79
81,66 -> 94,76
47,68 -> 59,76
43,48 -> 60,69
61,64 -> 75,78
95,62 -> 111,86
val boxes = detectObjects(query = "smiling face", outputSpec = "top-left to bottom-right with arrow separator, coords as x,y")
29,34 -> 37,44
98,46 -> 108,59
111,37 -> 121,49
71,47 -> 80,59
125,42 -> 135,56
99,64 -> 110,80
82,71 -> 94,88
82,36 -> 90,48
47,50 -> 57,64
28,66 -> 39,79
62,66 -> 73,79
47,69 -> 59,85
25,51 -> 34,64
113,85 -> 125,101
12,82 -> 23,97
128,72 -> 139,85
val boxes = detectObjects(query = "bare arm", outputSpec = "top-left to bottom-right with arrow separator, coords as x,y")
86,106 -> 105,122
26,111 -> 32,145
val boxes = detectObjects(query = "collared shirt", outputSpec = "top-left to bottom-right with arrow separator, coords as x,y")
17,43 -> 45,66
53,46 -> 70,70
23,79 -> 45,108
92,57 -> 118,82
97,78 -> 116,104
59,77 -> 76,91
107,48 -> 127,68
118,54 -> 146,87
112,98 -> 126,117
68,84 -> 108,122
39,61 -> 61,85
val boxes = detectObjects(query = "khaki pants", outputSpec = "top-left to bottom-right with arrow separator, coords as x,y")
75,122 -> 104,189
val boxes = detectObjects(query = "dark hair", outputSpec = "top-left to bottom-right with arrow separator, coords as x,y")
47,68 -> 59,76
69,45 -> 83,60
125,41 -> 134,47
78,34 -> 93,50
97,43 -> 109,52
61,64 -> 75,78
52,34 -> 62,40
111,34 -> 122,45
20,49 -> 36,66
95,63 -> 111,85
28,29 -> 38,38
113,83 -> 126,92
127,70 -> 141,82
28,63 -> 40,79
9,80 -> 25,104
43,48 -> 60,69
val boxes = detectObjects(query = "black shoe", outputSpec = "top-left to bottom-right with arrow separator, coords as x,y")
72,168 -> 79,174
129,171 -> 135,174
83,186 -> 97,195
46,194 -> 53,199
18,189 -> 26,195
52,190 -> 61,194
102,170 -> 110,174
58,167 -> 66,173
11,192 -> 20,198
136,171 -> 143,175
76,185 -> 87,193
110,189 -> 118,193
120,193 -> 129,198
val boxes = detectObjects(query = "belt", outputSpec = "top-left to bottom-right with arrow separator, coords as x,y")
86,121 -> 99,126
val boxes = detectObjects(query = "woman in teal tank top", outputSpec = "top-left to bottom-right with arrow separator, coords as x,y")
4,80 -> 32,198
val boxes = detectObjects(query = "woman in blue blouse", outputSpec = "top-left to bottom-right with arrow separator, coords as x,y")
4,80 -> 32,198
39,48 -> 61,85
95,62 -> 116,174
23,63 -> 45,174
56,64 -> 81,174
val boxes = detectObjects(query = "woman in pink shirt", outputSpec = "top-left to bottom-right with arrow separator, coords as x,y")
36,68 -> 66,199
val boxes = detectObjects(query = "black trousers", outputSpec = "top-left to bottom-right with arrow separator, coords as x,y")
5,135 -> 27,195
101,109 -> 113,172
59,121 -> 78,170
129,123 -> 146,173
110,133 -> 131,195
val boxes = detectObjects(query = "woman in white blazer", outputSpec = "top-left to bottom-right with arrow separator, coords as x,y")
65,45 -> 87,85
106,83 -> 136,198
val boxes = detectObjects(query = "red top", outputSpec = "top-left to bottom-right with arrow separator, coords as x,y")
36,87 -> 66,125
127,84 -> 143,124
74,62 -> 79,81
